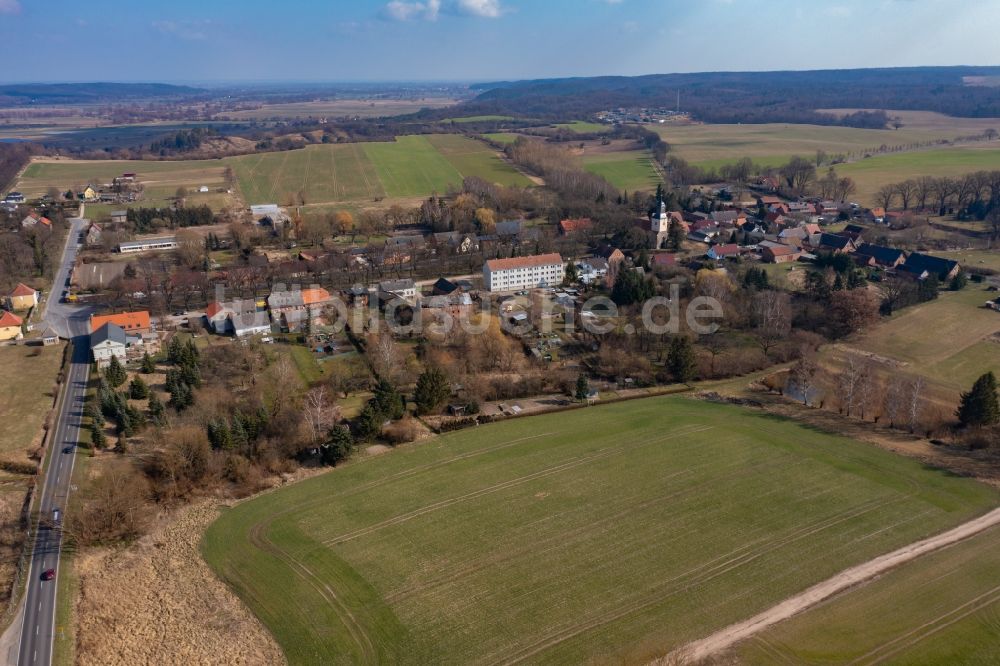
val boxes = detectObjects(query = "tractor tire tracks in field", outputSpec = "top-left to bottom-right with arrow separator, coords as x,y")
661,505 -> 1000,665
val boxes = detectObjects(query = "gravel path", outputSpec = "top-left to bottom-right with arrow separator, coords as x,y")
661,506 -> 1000,665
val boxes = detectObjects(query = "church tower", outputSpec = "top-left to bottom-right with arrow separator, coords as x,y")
651,188 -> 671,248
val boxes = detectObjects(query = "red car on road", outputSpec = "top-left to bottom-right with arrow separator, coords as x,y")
40,569 -> 55,581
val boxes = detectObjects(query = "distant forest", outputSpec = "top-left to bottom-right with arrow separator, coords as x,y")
457,67 -> 1000,127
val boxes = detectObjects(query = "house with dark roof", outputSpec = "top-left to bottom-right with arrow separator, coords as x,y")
855,243 -> 906,269
841,224 -> 866,241
495,219 -> 523,236
90,322 -> 127,367
813,233 -> 856,254
900,253 -> 960,281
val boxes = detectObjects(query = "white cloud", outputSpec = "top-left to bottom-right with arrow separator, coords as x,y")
381,0 -> 504,21
152,19 -> 211,41
0,0 -> 22,15
382,0 -> 441,21
455,0 -> 504,17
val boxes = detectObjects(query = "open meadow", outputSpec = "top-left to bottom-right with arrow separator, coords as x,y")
828,286 -> 1000,398
652,117 -> 1000,168
202,395 -> 998,665
582,150 -> 661,192
0,344 -> 65,458
836,145 -> 1000,204
16,135 -> 530,212
223,98 -> 458,120
739,522 -> 1000,665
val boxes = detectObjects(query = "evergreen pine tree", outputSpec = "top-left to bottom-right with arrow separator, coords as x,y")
90,423 -> 107,449
414,366 -> 450,415
575,373 -> 590,401
322,425 -> 354,466
129,376 -> 149,400
957,372 -> 1000,427
141,352 -> 156,374
148,394 -> 166,426
668,336 -> 698,384
104,355 -> 127,388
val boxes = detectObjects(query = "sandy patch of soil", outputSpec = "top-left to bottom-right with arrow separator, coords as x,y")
75,501 -> 285,666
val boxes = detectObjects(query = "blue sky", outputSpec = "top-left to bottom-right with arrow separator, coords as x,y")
2,0 -> 998,83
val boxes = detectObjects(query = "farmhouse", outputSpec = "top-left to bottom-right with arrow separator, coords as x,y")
90,322 -> 127,367
79,185 -> 98,201
110,210 -> 128,225
761,242 -> 802,264
379,278 -> 417,302
90,310 -> 152,335
85,222 -> 103,246
900,253 -> 961,281
0,310 -> 24,341
118,236 -> 178,254
812,233 -> 856,254
6,283 -> 39,311
577,257 -> 609,284
21,213 -> 52,229
855,243 -> 906,269
267,286 -> 333,332
707,244 -> 742,261
484,253 -> 564,292
205,300 -> 269,336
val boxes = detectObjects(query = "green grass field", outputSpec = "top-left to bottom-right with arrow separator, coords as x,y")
424,134 -> 530,188
19,135 -> 530,211
837,146 -> 1000,204
440,115 -> 516,124
0,345 -> 65,457
229,143 -> 386,205
740,522 -> 1000,664
481,132 -> 519,145
202,396 -> 998,665
652,122 -> 1000,168
554,121 -> 606,133
583,151 -> 661,192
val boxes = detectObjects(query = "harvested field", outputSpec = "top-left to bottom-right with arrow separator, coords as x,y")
225,98 -> 457,120
0,344 -> 65,458
203,395 -> 998,665
75,501 -> 285,666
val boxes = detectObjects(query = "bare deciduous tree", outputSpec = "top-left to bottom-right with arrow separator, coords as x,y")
751,290 -> 791,357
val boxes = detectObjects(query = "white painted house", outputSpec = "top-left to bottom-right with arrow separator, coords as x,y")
483,253 -> 564,292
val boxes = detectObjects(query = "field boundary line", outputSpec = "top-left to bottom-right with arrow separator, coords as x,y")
660,505 -> 1000,665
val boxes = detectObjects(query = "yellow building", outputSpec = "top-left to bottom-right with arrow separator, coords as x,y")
0,310 -> 23,341
6,283 -> 38,311
81,185 -> 98,201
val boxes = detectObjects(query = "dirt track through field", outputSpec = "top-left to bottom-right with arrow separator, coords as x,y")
660,505 -> 1000,665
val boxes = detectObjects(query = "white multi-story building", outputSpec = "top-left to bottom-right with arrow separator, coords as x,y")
483,253 -> 564,292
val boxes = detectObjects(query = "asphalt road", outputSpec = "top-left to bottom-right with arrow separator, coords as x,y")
17,217 -> 92,666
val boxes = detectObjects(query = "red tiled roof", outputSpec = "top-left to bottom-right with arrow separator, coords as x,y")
486,253 -> 563,272
0,311 -> 23,328
9,283 -> 36,297
766,245 -> 799,256
302,287 -> 332,305
558,218 -> 593,234
90,311 -> 151,333
205,302 -> 225,318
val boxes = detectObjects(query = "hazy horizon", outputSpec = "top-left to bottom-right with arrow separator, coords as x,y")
2,0 -> 1000,82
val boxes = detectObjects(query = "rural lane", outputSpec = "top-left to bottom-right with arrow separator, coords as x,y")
663,505 -> 1000,664
11,216 -> 92,666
